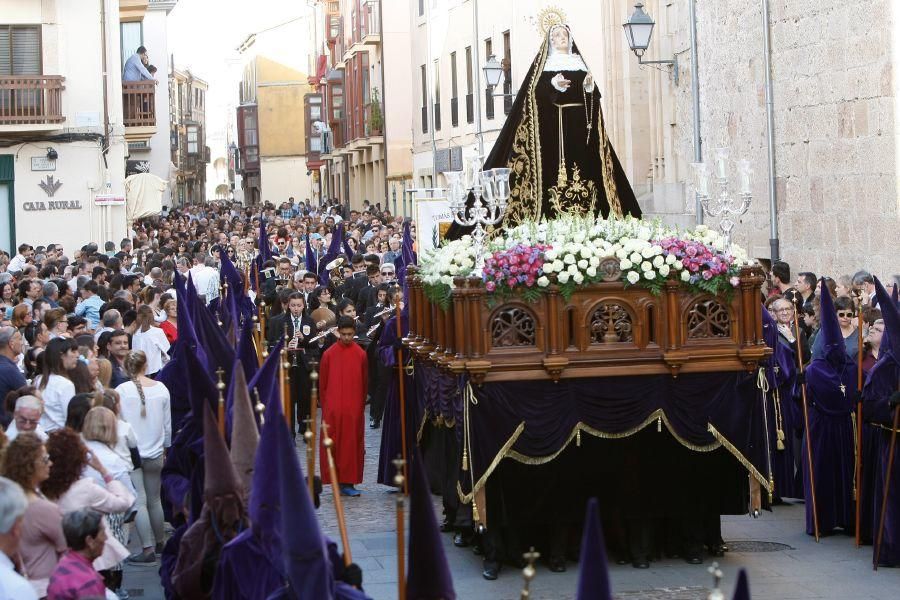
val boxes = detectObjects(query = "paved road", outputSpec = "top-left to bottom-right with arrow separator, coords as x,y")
123,421 -> 900,599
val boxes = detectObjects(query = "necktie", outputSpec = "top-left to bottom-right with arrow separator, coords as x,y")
294,317 -> 300,332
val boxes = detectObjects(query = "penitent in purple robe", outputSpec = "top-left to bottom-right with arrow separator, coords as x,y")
212,529 -> 283,600
377,313 -> 415,486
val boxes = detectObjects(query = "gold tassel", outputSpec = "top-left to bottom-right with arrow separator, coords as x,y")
657,415 -> 662,433
472,500 -> 480,523
576,428 -> 581,447
776,428 -> 785,451
462,446 -> 469,472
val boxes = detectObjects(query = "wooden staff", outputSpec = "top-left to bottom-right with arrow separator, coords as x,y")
393,457 -> 406,600
396,303 -> 409,495
855,292 -> 865,547
873,388 -> 899,570
306,364 -> 320,502
794,307 -> 820,542
321,421 -> 352,566
215,368 -> 226,437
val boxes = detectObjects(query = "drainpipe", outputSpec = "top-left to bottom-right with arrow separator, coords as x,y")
689,0 -> 702,224
472,0 -> 484,160
377,0 -> 389,208
99,0 -> 111,243
761,0 -> 779,260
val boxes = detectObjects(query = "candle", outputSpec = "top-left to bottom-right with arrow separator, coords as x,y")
714,148 -> 729,179
738,160 -> 753,194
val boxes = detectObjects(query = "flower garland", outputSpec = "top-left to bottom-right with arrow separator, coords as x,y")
420,217 -> 752,307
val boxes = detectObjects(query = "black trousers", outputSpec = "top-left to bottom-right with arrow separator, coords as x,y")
290,361 -> 312,433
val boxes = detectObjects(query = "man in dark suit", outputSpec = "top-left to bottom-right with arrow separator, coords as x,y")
265,288 -> 294,344
342,254 -> 368,304
355,264 -> 382,316
267,292 -> 318,435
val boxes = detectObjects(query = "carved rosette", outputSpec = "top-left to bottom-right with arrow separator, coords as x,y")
597,256 -> 621,282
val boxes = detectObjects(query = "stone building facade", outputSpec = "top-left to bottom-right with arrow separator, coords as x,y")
599,0 -> 897,278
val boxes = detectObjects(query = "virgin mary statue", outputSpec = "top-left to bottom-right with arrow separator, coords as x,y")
466,24 -> 641,229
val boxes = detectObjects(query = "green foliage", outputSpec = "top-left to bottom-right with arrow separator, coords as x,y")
423,282 -> 452,311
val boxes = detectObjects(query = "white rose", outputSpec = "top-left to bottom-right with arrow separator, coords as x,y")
558,271 -> 571,284
573,272 -> 585,284
626,271 -> 640,284
644,270 -> 655,280
641,261 -> 652,272
652,255 -> 664,268
448,264 -> 460,275
577,259 -> 588,270
615,248 -> 627,259
564,254 -> 576,265
658,264 -> 670,277
620,259 -> 633,270
681,270 -> 691,282
567,264 -> 579,276
589,256 -> 600,267
665,254 -> 676,265
586,266 -> 597,278
630,252 -> 642,264
651,245 -> 663,256
637,227 -> 652,241
545,249 -> 558,261
641,246 -> 654,259
573,232 -> 585,243
441,275 -> 453,285
674,260 -> 684,270
543,262 -> 555,274
580,247 -> 593,259
537,276 -> 550,287
553,260 -> 564,272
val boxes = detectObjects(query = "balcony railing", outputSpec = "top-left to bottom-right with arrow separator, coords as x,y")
122,81 -> 157,127
0,76 -> 65,125
351,0 -> 381,45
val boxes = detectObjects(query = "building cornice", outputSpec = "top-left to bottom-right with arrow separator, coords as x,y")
148,0 -> 178,13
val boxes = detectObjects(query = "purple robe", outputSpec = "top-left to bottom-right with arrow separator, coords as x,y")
802,359 -> 858,535
766,329 -> 802,499
377,314 -> 416,486
212,530 -> 284,600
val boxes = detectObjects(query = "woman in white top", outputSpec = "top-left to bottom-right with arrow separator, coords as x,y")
96,389 -> 139,471
130,305 -> 170,377
33,338 -> 78,432
116,350 -> 171,563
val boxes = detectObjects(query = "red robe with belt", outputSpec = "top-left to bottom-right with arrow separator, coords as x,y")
319,340 -> 368,484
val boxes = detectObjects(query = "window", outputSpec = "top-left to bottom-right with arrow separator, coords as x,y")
187,125 -> 199,155
450,51 -> 458,127
433,59 -> 441,131
484,38 -> 494,120
420,64 -> 427,133
418,0 -> 424,16
0,25 -> 41,75
119,22 -> 142,69
243,113 -> 257,146
502,30 -> 512,114
309,137 -> 322,152
465,46 -> 473,124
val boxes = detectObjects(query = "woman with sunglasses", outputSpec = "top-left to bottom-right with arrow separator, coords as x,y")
810,295 -> 859,361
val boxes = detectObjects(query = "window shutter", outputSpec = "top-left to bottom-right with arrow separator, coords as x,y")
11,26 -> 40,75
0,28 -> 11,75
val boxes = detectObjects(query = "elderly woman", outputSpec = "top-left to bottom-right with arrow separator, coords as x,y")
41,428 -> 134,585
0,433 -> 65,597
811,295 -> 859,361
771,297 -> 811,366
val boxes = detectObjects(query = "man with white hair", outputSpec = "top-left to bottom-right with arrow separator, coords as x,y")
0,477 -> 38,600
5,396 -> 47,442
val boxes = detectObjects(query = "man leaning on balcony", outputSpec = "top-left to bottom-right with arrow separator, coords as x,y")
123,46 -> 158,85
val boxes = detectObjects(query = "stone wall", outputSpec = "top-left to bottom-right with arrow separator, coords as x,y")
606,0 -> 898,279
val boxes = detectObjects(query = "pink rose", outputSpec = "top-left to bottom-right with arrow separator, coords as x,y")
485,281 -> 496,292
702,270 -> 713,280
507,277 -> 517,287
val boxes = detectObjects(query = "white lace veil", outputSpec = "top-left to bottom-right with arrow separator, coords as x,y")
543,24 -> 587,72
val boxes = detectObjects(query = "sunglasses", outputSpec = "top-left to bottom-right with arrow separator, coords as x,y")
837,311 -> 854,318
381,271 -> 392,276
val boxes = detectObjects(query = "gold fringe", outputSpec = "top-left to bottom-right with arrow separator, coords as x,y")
871,423 -> 900,434
708,424 -> 774,494
457,409 -> 724,504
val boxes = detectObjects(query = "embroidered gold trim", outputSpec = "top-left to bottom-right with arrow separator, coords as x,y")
596,100 -> 623,218
708,424 -> 774,494
548,164 -> 597,217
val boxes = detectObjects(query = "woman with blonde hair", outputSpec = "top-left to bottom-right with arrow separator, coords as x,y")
159,297 -> 177,344
11,302 -> 33,330
81,406 -> 135,595
96,357 -> 113,388
131,304 -> 170,377
43,308 -> 69,339
116,350 -> 171,562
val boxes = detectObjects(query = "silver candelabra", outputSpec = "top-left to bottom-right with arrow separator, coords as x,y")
444,156 -> 511,271
691,148 -> 753,250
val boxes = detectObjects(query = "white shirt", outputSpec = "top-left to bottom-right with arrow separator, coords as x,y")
0,551 -> 38,600
131,327 -> 170,375
33,374 -> 76,433
192,266 -> 220,303
116,380 -> 171,459
113,419 -> 138,469
4,421 -> 48,442
7,254 -> 29,274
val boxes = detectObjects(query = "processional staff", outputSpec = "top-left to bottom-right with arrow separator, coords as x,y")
393,457 -> 406,600
794,299 -> 820,542
215,368 -> 226,438
306,363 -> 320,502
281,324 -> 291,427
396,301 -> 409,495
321,421 -> 352,567
854,288 -> 865,547
519,548 -> 540,600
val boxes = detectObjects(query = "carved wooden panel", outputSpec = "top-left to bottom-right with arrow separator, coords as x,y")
491,306 -> 537,347
589,302 -> 634,344
687,298 -> 731,339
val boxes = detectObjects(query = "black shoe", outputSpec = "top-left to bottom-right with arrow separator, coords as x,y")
482,561 -> 500,580
453,532 -> 471,548
369,418 -> 377,429
548,556 -> 566,572
440,520 -> 455,533
373,419 -> 381,429
685,555 -> 703,565
632,558 -> 650,569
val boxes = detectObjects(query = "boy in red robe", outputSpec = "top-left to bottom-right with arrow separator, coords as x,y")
320,315 -> 368,496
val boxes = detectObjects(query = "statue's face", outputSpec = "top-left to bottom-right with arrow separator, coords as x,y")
550,27 -> 569,53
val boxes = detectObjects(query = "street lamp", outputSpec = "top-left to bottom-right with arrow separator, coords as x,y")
623,2 -> 678,84
483,54 -> 515,98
